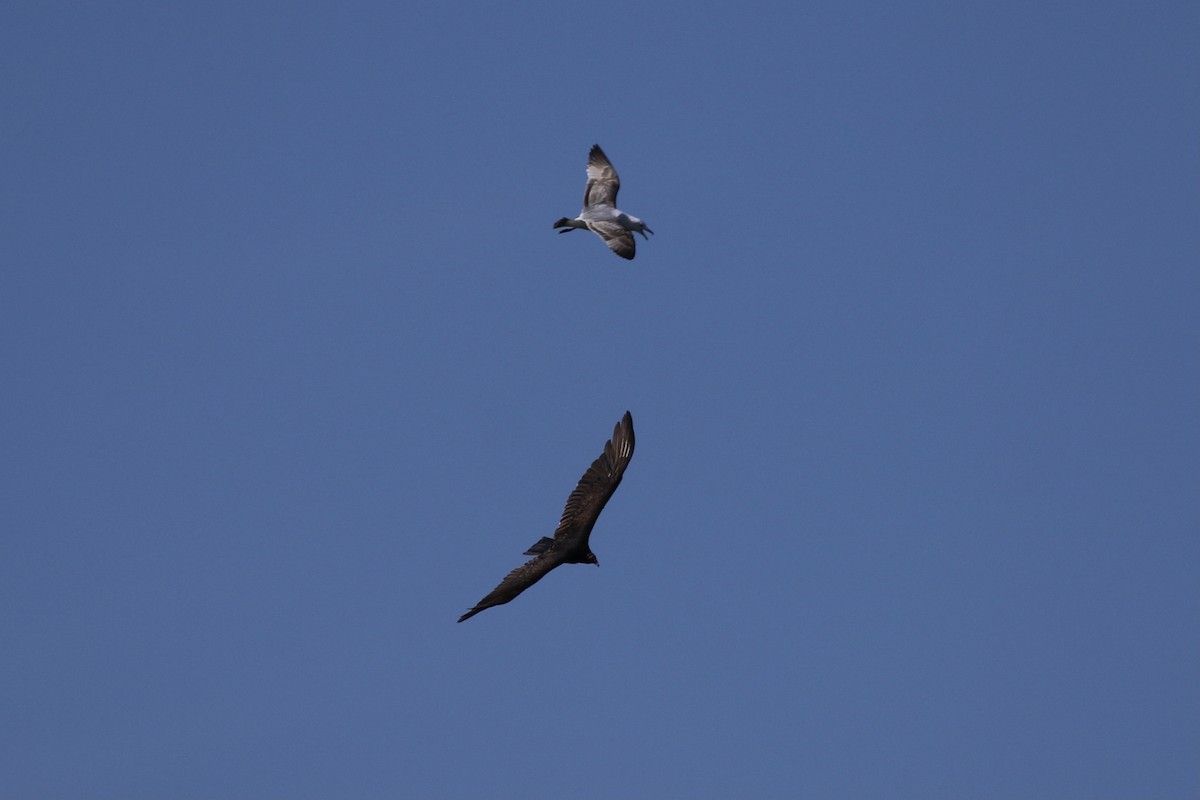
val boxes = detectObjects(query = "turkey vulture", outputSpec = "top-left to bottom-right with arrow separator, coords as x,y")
457,411 -> 636,623
553,145 -> 653,260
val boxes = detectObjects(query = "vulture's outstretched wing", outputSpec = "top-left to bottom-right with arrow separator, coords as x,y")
584,145 -> 620,208
457,552 -> 562,623
551,411 -> 635,547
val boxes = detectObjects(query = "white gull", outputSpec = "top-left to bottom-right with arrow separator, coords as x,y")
553,144 -> 653,260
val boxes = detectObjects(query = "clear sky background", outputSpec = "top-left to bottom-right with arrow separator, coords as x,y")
3,2 -> 1197,798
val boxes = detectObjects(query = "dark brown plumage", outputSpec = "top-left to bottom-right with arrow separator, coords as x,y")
457,411 -> 636,623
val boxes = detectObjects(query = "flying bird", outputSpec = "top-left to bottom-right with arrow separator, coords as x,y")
458,411 -> 636,623
553,145 -> 653,260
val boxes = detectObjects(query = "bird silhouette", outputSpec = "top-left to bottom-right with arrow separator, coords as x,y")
458,411 -> 636,622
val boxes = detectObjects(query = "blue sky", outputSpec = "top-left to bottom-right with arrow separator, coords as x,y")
3,1 -> 1197,797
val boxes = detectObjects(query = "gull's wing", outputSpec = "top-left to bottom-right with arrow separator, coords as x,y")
457,551 -> 563,623
586,220 -> 636,260
583,144 -> 621,208
551,411 -> 636,546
